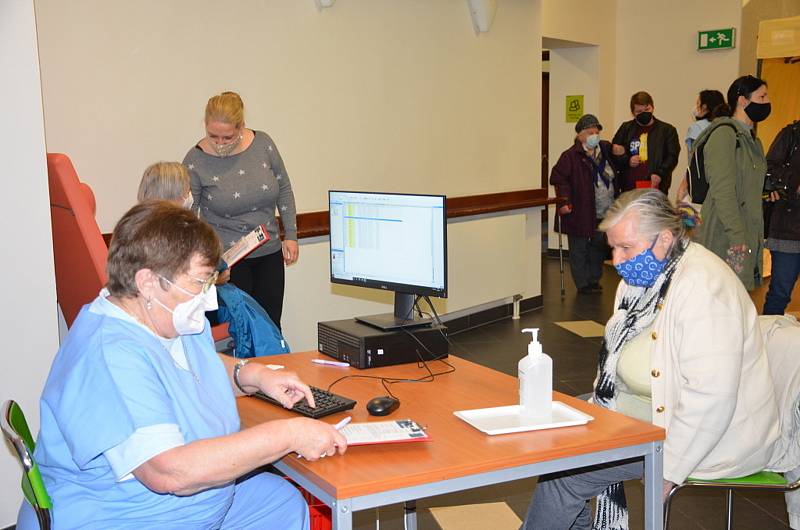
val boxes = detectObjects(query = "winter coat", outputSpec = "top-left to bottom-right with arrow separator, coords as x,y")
611,117 -> 680,193
217,283 -> 290,357
550,139 -> 620,238
611,243 -> 778,484
696,117 -> 768,290
766,121 -> 800,241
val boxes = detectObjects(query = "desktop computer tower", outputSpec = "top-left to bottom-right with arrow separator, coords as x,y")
317,318 -> 449,369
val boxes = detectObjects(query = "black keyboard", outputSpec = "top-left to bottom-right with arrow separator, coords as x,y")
253,386 -> 357,419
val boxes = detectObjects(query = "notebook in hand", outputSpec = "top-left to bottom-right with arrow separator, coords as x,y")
221,224 -> 269,268
339,419 -> 430,446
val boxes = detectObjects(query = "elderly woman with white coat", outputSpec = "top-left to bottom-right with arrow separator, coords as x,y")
522,189 -> 785,530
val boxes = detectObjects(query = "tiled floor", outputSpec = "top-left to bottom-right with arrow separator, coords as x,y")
351,256 -> 792,530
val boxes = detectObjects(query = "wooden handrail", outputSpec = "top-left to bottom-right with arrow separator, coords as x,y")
102,189 -> 560,244
293,188 -> 558,239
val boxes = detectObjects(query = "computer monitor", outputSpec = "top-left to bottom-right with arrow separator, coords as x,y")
329,190 -> 447,330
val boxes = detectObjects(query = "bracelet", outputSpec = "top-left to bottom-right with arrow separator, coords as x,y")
233,359 -> 252,395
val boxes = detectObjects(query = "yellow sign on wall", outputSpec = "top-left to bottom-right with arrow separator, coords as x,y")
565,95 -> 584,123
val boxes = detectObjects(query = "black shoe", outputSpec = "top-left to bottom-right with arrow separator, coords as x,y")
589,282 -> 603,292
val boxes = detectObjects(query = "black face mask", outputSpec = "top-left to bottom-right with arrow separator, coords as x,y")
744,101 -> 771,123
635,111 -> 653,126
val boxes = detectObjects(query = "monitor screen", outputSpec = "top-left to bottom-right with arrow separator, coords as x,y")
329,191 -> 447,299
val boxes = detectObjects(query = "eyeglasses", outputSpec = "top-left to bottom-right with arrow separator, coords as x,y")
190,270 -> 219,293
159,270 -> 218,296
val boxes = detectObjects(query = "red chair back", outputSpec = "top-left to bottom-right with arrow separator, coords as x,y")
47,153 -> 108,326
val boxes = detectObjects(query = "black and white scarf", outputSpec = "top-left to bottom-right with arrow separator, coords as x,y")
591,241 -> 687,530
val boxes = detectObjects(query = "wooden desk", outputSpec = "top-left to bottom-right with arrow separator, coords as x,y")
238,351 -> 665,529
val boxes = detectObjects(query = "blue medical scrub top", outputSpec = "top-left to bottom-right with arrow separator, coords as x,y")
34,296 -> 240,529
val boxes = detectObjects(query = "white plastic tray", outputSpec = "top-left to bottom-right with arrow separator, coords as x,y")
454,402 -> 594,435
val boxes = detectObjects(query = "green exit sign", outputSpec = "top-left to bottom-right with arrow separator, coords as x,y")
698,28 -> 736,50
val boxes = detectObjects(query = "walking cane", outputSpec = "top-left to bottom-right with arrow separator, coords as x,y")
557,210 -> 565,298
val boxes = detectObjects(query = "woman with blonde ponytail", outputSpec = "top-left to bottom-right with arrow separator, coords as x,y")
184,91 -> 298,329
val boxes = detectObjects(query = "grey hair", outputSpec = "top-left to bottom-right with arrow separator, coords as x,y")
598,189 -> 688,255
137,162 -> 190,202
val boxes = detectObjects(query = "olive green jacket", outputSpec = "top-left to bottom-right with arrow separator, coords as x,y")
696,117 -> 767,290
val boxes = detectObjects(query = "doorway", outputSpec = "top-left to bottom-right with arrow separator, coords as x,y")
541,40 -> 600,254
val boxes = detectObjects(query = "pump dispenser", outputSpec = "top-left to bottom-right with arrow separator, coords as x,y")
518,328 -> 553,420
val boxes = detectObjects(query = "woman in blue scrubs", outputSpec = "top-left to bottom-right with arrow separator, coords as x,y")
18,201 -> 346,529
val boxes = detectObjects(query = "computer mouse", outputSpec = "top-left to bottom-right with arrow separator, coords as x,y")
366,396 -> 400,416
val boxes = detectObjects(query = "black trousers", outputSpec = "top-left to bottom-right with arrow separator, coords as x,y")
230,249 -> 285,329
566,230 -> 607,290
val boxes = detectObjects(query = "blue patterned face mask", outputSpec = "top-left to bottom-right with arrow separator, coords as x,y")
614,238 -> 667,288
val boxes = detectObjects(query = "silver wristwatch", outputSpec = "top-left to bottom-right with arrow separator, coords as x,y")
233,358 -> 252,394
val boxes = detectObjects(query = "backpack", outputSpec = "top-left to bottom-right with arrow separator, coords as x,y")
687,121 -> 741,204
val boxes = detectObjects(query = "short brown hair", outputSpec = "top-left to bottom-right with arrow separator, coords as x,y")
205,91 -> 245,128
137,162 -> 190,202
107,201 -> 221,297
629,91 -> 654,112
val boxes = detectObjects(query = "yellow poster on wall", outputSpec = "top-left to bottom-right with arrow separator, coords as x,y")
565,95 -> 584,123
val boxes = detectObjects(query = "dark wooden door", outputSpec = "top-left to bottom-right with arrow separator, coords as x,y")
542,71 -> 550,189
541,70 -> 550,223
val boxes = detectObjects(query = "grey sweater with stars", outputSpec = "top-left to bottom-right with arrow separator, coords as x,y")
184,130 -> 297,259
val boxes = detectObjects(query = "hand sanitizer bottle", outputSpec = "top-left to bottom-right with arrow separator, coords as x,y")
518,328 -> 553,421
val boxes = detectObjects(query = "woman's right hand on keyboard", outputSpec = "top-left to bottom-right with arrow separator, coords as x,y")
255,368 -> 316,409
290,418 -> 348,460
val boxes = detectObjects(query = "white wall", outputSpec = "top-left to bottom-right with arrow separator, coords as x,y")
35,0 -> 542,230
541,0 -> 617,131
0,1 -> 60,526
614,0 -> 742,197
33,0 -> 543,352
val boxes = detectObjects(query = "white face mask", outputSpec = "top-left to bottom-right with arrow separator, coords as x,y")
153,278 -> 218,335
182,195 -> 194,210
585,134 -> 601,149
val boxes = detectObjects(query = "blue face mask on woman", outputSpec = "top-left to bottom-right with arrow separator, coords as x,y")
614,238 -> 667,288
585,133 -> 600,149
